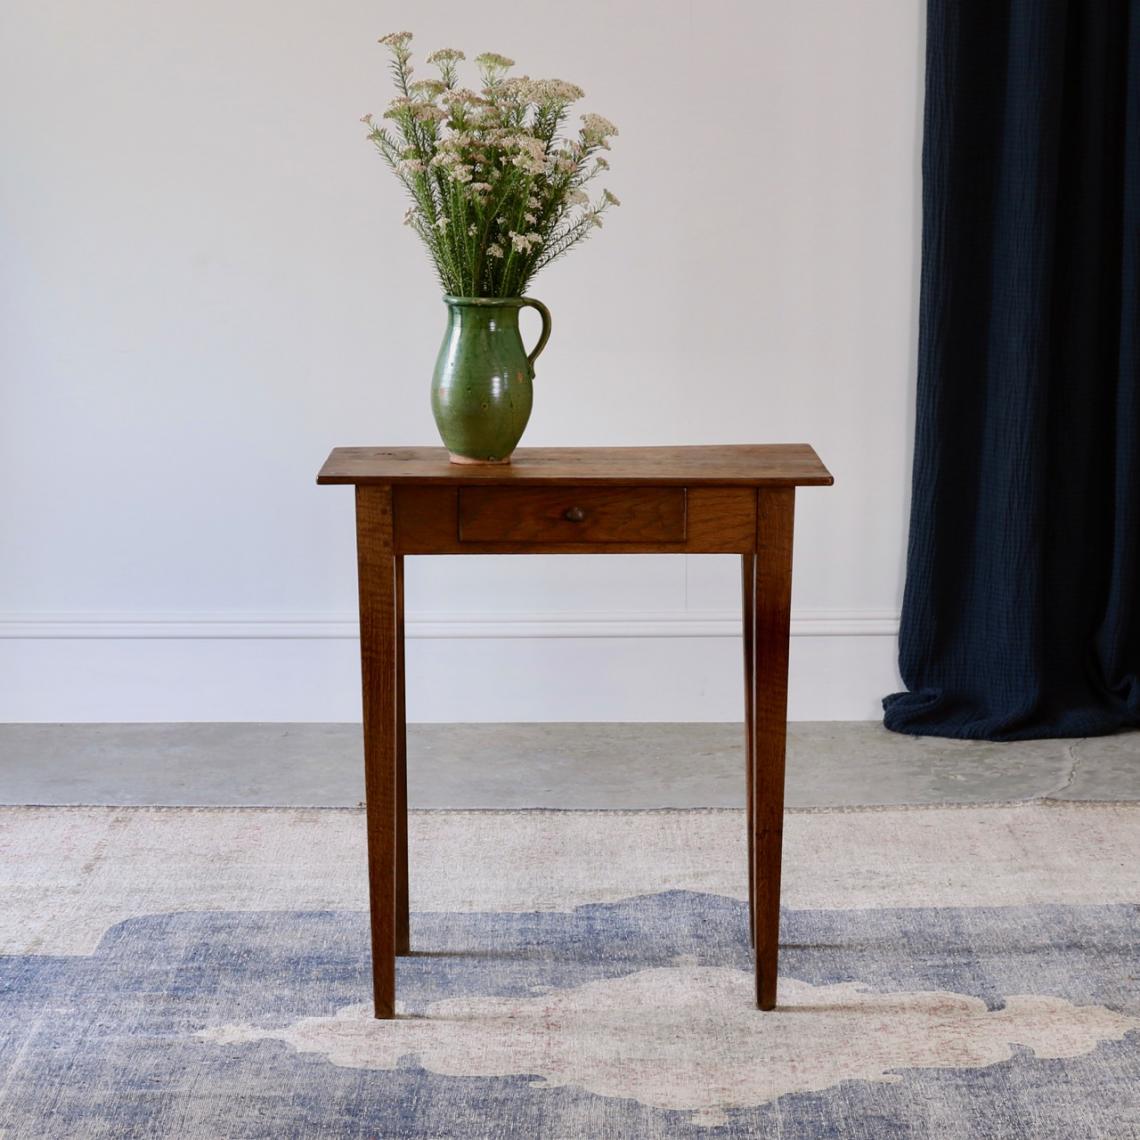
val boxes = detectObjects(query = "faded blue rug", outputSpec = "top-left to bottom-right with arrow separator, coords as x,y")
1,804 -> 1137,1138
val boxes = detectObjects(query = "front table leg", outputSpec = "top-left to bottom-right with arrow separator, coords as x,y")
355,485 -> 399,1018
750,487 -> 795,1010
395,555 -> 410,955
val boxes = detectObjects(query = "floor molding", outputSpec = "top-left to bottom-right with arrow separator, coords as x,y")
0,609 -> 900,640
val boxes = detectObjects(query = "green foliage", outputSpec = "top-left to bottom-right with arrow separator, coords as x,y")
364,32 -> 619,297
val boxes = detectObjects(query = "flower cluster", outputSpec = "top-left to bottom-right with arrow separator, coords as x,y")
363,33 -> 619,297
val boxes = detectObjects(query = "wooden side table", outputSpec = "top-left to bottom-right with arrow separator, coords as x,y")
317,445 -> 833,1017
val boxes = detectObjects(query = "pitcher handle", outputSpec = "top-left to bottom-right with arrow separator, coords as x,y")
521,297 -> 552,378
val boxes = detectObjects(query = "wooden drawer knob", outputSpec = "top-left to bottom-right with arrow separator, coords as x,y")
563,506 -> 586,522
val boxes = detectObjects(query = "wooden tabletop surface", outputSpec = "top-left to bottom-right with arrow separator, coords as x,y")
317,445 -> 833,487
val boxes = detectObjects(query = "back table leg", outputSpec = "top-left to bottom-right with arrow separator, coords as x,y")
749,488 -> 795,1010
355,485 -> 399,1019
741,553 -> 756,948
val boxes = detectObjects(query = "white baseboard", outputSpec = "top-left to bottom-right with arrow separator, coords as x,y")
0,610 -> 901,723
0,609 -> 899,640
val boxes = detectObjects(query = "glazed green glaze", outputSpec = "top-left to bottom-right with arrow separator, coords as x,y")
431,295 -> 552,464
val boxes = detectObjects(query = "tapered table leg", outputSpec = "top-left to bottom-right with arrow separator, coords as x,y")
355,485 -> 399,1018
741,553 -> 756,949
395,555 -> 410,955
750,488 -> 795,1010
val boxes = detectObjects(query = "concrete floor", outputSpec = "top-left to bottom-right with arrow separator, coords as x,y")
1,722 -> 1137,808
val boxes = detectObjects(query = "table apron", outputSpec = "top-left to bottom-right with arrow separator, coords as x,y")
393,485 -> 762,554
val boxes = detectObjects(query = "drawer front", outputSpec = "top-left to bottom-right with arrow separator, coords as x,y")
458,486 -> 687,544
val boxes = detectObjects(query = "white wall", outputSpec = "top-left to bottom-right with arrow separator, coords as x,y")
0,0 -> 922,722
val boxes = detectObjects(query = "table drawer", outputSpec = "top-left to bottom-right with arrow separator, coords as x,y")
457,486 -> 687,544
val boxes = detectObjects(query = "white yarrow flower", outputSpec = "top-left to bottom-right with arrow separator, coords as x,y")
530,78 -> 585,104
475,52 -> 515,70
580,113 -> 618,147
412,103 -> 447,125
443,88 -> 487,108
508,231 -> 543,253
383,96 -> 414,119
366,39 -> 617,295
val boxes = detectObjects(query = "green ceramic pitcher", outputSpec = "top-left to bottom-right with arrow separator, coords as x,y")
430,295 -> 552,464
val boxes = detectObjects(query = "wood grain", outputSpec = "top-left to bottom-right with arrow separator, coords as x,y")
321,447 -> 829,1017
458,486 -> 686,544
750,487 -> 795,1010
395,554 -> 409,956
319,444 -> 833,487
394,485 -> 756,554
354,485 -> 398,1018
741,553 -> 756,950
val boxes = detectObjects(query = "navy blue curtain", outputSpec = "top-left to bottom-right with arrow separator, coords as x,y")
884,0 -> 1140,739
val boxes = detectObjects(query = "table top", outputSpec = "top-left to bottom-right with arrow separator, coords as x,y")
317,445 -> 833,487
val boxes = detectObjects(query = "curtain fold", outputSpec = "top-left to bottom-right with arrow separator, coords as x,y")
884,0 -> 1140,739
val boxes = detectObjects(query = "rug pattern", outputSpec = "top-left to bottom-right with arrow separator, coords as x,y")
0,805 -> 1137,1138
